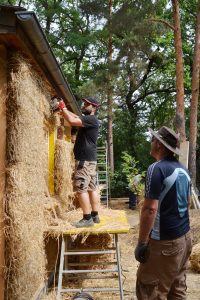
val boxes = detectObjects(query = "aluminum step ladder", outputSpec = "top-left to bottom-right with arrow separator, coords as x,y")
96,144 -> 110,207
57,233 -> 124,299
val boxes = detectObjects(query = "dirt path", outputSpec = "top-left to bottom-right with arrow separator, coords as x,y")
110,199 -> 200,300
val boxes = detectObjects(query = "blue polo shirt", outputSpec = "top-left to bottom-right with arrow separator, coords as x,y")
145,157 -> 191,240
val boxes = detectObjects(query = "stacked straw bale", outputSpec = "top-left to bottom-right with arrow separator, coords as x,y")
4,53 -> 114,299
190,243 -> 200,272
5,54 -> 51,300
54,139 -> 75,216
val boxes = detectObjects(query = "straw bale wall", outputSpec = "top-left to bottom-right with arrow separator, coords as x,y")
190,242 -> 200,272
0,44 -> 7,299
5,54 -> 52,300
4,53 -> 111,300
54,139 -> 75,216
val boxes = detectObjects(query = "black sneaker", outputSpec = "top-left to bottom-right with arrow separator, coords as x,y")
92,215 -> 100,224
74,218 -> 94,228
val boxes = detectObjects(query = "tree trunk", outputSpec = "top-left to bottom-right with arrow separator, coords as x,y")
107,0 -> 114,172
172,0 -> 186,141
189,0 -> 200,185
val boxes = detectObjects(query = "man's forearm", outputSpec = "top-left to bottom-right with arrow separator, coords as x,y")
61,108 -> 83,126
138,204 -> 157,242
66,110 -> 79,118
62,108 -> 77,122
57,100 -> 83,127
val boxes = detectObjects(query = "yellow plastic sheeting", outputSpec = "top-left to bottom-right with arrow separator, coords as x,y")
63,210 -> 130,235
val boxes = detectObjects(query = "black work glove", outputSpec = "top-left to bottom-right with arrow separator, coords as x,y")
134,241 -> 150,263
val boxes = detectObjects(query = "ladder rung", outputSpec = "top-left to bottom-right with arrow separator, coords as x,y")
68,261 -> 117,266
60,287 -> 120,293
64,249 -> 115,255
67,274 -> 118,280
62,268 -> 118,274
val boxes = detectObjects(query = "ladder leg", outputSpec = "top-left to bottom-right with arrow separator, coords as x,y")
64,236 -> 69,276
115,234 -> 124,300
57,237 -> 66,300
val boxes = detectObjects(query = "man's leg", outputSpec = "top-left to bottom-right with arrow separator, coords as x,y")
77,192 -> 91,214
88,190 -> 100,223
136,234 -> 192,300
88,190 -> 99,212
88,162 -> 100,223
74,192 -> 94,227
73,161 -> 94,227
167,232 -> 192,300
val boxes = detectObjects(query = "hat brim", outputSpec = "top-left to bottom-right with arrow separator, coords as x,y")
82,98 -> 100,107
148,127 -> 181,156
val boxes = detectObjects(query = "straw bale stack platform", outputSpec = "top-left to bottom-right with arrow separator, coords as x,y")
50,209 -> 130,299
47,209 -> 130,236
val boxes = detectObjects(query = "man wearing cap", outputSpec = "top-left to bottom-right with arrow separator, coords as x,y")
134,126 -> 192,299
58,96 -> 100,228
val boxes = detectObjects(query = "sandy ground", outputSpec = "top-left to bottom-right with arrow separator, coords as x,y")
45,199 -> 200,299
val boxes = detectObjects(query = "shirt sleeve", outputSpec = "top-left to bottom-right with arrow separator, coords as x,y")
81,115 -> 98,128
145,162 -> 164,200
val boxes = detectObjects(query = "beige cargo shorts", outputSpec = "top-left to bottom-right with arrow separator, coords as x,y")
73,160 -> 97,193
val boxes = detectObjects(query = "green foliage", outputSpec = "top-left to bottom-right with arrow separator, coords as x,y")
121,152 -> 145,196
4,0 -> 200,189
109,170 -> 128,198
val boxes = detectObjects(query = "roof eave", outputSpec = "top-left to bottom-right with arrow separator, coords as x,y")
14,10 -> 81,115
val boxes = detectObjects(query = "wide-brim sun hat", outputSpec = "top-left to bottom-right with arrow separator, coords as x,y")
82,96 -> 100,107
148,126 -> 181,156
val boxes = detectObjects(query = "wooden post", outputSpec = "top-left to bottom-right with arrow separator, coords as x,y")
179,141 -> 189,168
0,44 -> 7,300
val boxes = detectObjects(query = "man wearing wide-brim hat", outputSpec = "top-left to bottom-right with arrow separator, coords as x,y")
134,126 -> 192,299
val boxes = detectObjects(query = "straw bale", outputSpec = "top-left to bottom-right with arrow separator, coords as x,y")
190,242 -> 200,272
4,53 -> 114,300
190,209 -> 200,244
46,206 -> 128,235
54,139 -> 75,216
5,54 -> 52,299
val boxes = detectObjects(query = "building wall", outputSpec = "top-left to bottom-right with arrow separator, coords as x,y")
4,52 -> 74,299
6,54 -> 50,300
0,44 -> 7,300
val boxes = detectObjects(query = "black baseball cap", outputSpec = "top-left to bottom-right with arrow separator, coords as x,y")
82,96 -> 100,107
